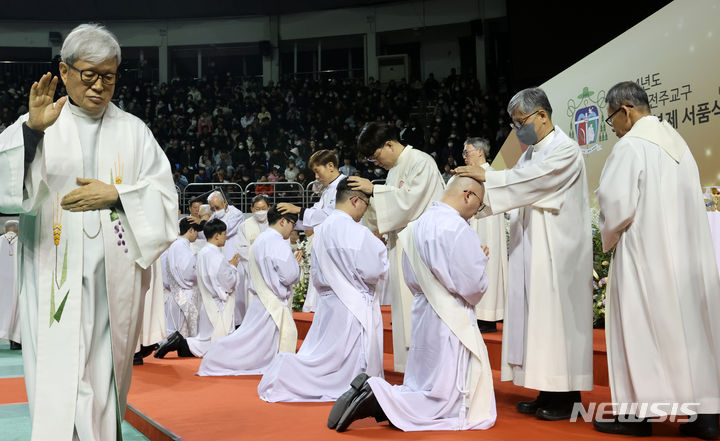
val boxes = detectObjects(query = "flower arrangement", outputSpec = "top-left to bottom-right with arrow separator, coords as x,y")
591,208 -> 613,328
292,237 -> 312,311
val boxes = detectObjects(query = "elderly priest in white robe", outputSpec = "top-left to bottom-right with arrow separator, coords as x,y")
328,177 -> 495,432
207,190 -> 248,326
198,206 -> 300,376
0,220 -> 21,349
0,24 -> 177,441
155,219 -> 240,358
593,81 -> 720,439
258,178 -> 388,402
454,87 -> 592,421
449,137 -> 508,333
349,122 -> 445,373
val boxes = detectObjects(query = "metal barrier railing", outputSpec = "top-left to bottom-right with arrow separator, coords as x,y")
305,180 -> 325,206
183,182 -> 245,213
243,181 -> 306,213
179,179 -> 389,214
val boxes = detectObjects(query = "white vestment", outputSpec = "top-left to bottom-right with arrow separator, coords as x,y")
209,205 -> 248,326
368,202 -> 496,431
188,243 -> 237,357
258,210 -> 388,402
484,127 -> 593,392
364,145 -> 445,372
297,174 -> 345,312
596,116 -> 720,416
197,228 -> 299,376
161,249 -> 182,336
166,237 -> 200,337
0,101 -> 176,441
235,215 -> 268,322
0,231 -> 20,342
136,258 -> 166,349
448,164 -> 508,321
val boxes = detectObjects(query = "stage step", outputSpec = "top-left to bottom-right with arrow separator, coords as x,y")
293,307 -> 609,387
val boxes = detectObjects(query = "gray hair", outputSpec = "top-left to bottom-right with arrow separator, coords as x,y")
464,137 -> 490,157
199,204 -> 212,216
61,23 -> 122,66
251,195 -> 269,207
207,190 -> 226,204
606,81 -> 650,111
4,220 -> 18,232
507,87 -> 553,118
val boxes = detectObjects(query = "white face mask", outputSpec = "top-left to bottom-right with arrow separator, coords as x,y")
253,210 -> 268,223
213,208 -> 226,219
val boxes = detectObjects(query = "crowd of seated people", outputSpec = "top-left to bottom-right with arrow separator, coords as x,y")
0,67 -> 512,204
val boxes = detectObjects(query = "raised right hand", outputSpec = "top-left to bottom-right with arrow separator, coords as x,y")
229,253 -> 241,267
27,72 -> 67,132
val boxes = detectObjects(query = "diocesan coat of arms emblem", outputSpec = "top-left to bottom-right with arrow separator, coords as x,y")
567,87 -> 609,153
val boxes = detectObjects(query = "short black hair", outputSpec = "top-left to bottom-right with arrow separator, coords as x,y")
189,197 -> 203,207
356,122 -> 401,159
203,218 -> 227,240
335,177 -> 368,204
179,217 -> 193,235
267,205 -> 298,226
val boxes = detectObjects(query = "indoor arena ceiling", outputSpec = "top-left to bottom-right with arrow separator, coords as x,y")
0,0 -> 399,21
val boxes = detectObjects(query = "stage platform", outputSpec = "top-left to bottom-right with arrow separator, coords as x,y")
0,311 -> 696,440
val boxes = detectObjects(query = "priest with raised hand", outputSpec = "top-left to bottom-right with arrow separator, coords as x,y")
450,137 -> 507,333
454,87 -> 592,421
349,122 -> 445,373
155,219 -> 240,358
328,177 -> 495,432
0,23 -> 177,440
197,206 -> 300,376
165,218 -> 202,339
278,149 -> 346,313
207,190 -> 248,326
593,81 -> 720,439
258,178 -> 388,402
0,220 -> 21,350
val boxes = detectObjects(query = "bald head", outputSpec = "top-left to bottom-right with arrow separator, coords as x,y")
441,176 -> 485,220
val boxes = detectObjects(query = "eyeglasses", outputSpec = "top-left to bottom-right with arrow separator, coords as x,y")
462,148 -> 478,158
355,196 -> 369,206
509,110 -> 539,130
605,105 -> 633,127
464,189 -> 482,203
68,64 -> 119,85
368,148 -> 382,163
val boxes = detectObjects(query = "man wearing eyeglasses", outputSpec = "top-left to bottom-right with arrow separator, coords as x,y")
0,24 -> 177,440
348,122 -> 445,373
594,81 -> 720,438
454,87 -> 592,421
258,178 -> 388,402
449,137 -> 508,335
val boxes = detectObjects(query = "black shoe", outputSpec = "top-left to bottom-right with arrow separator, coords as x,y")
133,352 -> 144,366
154,331 -> 183,359
536,391 -> 582,421
335,383 -> 387,432
593,416 -> 652,437
477,320 -> 498,333
680,414 -> 720,440
328,373 -> 369,429
517,391 -> 551,414
9,341 -> 21,350
139,343 -> 159,359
